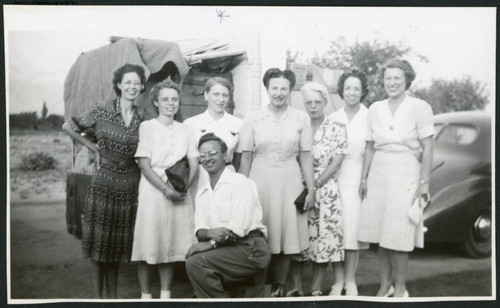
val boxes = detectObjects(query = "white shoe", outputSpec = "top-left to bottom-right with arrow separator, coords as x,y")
403,290 -> 409,297
141,292 -> 152,299
382,286 -> 395,297
329,283 -> 344,296
160,290 -> 171,299
344,282 -> 358,296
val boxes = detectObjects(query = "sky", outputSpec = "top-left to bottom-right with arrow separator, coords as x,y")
4,5 -> 496,116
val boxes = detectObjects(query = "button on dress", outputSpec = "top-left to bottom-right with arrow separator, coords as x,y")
240,106 -> 313,254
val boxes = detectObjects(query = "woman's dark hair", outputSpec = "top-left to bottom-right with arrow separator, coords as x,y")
337,70 -> 369,101
112,64 -> 147,96
198,133 -> 228,154
380,58 -> 416,90
150,78 -> 182,103
262,68 -> 296,90
204,77 -> 233,94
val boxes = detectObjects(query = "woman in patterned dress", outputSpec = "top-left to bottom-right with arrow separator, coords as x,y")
289,82 -> 348,297
239,68 -> 316,297
358,59 -> 434,297
132,79 -> 199,299
62,64 -> 146,298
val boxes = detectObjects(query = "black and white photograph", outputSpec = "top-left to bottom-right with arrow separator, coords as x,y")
4,4 -> 496,304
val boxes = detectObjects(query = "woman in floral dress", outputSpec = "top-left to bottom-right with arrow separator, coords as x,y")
62,64 -> 146,298
289,82 -> 347,297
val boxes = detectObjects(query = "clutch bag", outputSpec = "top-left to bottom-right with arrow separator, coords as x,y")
408,194 -> 430,225
165,156 -> 190,193
294,188 -> 308,213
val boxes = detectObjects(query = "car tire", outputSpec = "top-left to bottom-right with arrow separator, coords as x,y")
459,207 -> 491,258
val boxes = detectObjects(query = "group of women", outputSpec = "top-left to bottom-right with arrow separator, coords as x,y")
63,57 -> 434,299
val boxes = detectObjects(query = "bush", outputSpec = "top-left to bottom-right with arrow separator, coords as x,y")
20,152 -> 57,171
10,112 -> 39,130
38,114 -> 65,130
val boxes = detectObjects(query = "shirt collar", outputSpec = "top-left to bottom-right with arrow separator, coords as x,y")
197,167 -> 231,196
259,104 -> 293,121
114,97 -> 122,116
203,109 -> 228,123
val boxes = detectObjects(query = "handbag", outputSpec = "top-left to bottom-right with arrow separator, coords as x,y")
165,156 -> 190,193
408,193 -> 430,225
294,188 -> 308,213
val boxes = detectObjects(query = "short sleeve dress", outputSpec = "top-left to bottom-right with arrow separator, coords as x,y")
67,98 -> 142,263
131,119 -> 198,264
358,96 -> 434,252
333,105 -> 370,250
298,115 -> 348,263
240,106 -> 313,254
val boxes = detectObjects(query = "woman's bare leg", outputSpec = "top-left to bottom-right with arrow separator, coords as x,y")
376,247 -> 392,296
89,260 -> 104,298
311,262 -> 329,292
389,250 -> 408,297
104,262 -> 119,298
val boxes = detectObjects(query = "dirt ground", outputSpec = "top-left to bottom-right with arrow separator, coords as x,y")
7,131 -> 493,301
9,201 -> 492,301
9,130 -> 71,201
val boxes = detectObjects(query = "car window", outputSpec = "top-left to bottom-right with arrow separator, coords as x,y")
433,124 -> 444,138
436,124 -> 478,145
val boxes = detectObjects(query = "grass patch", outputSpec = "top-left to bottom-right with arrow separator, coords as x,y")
357,269 -> 492,297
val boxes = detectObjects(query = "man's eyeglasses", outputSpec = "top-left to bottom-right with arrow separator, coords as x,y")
199,151 -> 218,159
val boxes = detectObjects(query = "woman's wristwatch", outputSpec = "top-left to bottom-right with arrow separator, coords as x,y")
315,179 -> 322,188
419,179 -> 429,185
209,239 -> 217,249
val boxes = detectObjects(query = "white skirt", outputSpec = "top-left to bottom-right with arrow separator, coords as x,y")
338,158 -> 369,250
358,151 -> 421,252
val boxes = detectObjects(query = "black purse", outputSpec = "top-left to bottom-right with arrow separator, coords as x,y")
165,156 -> 190,193
294,188 -> 308,213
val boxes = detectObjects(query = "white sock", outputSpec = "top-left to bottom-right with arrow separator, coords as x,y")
141,292 -> 152,299
160,290 -> 171,299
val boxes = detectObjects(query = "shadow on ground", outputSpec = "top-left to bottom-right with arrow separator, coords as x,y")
9,201 -> 492,299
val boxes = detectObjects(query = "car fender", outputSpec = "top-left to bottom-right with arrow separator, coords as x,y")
423,175 -> 491,242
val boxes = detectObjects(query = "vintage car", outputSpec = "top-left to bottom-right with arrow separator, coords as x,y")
424,111 -> 492,258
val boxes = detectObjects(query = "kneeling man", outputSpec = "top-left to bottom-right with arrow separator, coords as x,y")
185,133 -> 271,298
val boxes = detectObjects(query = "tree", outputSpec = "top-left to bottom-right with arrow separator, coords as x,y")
41,101 -> 48,119
45,114 -> 65,129
308,37 -> 427,105
414,76 -> 489,114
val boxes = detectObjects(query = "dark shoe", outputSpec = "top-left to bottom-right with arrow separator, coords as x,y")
270,284 -> 285,297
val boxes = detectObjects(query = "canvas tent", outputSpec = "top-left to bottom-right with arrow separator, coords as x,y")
64,37 -> 189,121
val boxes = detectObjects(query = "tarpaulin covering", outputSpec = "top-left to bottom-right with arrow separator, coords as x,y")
64,38 -> 188,120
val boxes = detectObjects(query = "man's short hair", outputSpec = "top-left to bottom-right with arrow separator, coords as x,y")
197,133 -> 228,154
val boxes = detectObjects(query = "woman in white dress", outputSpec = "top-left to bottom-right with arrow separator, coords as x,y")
132,79 -> 199,299
183,77 -> 243,199
358,59 -> 434,297
329,70 -> 370,296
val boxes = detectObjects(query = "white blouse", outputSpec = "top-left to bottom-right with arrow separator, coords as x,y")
366,96 -> 435,154
331,104 -> 368,163
135,119 -> 198,181
184,110 -> 243,163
